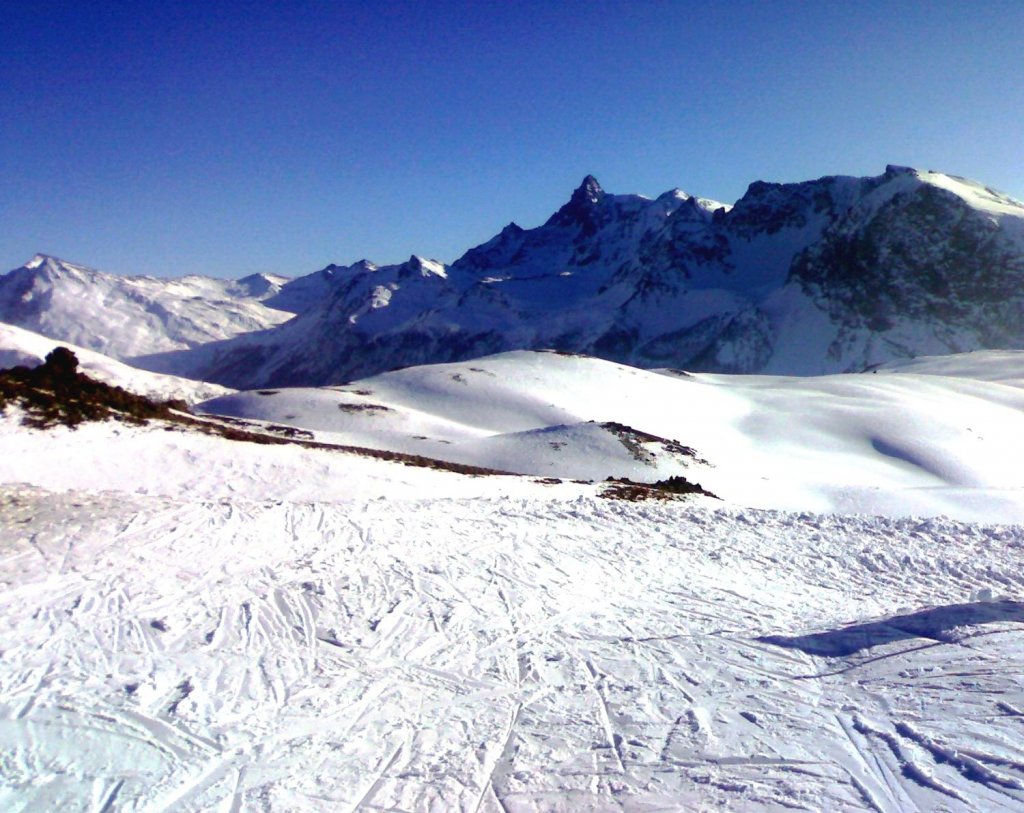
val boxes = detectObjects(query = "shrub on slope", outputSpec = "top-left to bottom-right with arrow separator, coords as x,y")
0,347 -> 187,429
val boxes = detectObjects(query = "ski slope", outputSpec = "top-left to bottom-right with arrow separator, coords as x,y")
1,484 -> 1022,812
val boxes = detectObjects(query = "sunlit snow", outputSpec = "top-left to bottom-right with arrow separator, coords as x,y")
1,344 -> 1023,811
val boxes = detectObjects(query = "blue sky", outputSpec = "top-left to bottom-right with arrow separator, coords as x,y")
2,1 -> 1023,278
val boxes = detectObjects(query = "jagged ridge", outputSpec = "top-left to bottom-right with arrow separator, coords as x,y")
4,165 -> 1024,387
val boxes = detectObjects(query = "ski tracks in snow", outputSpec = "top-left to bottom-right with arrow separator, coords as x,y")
1,486 -> 1024,810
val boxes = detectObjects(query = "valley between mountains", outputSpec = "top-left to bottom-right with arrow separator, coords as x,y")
2,164 -> 1024,811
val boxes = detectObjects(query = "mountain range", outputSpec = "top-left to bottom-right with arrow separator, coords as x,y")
3,164 -> 1023,388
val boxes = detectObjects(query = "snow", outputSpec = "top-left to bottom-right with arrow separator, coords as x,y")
1,348 -> 1024,810
414,256 -> 448,278
0,416 -> 557,503
0,322 -> 232,404
877,349 -> 1024,388
0,255 -> 296,361
1,484 -> 1022,811
200,350 -> 1024,524
918,170 -> 1024,218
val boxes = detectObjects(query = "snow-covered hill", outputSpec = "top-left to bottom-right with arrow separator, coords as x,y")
877,348 -> 1024,387
0,254 -> 297,360
0,322 -> 231,404
197,350 -> 1024,524
124,165 -> 1024,388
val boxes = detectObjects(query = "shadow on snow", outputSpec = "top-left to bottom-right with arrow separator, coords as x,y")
758,600 -> 1024,657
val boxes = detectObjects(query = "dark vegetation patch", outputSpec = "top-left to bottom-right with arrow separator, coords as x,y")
0,347 -> 187,429
184,414 -> 500,470
204,414 -> 315,440
597,421 -> 708,465
600,475 -> 718,502
533,477 -> 563,485
338,402 -> 393,414
540,349 -> 589,358
174,416 -> 506,473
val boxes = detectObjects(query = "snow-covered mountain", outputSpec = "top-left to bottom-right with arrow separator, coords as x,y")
5,165 -> 1024,387
126,165 -> 1024,388
0,254 -> 299,359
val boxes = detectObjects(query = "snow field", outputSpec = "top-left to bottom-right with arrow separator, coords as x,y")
2,342 -> 1024,810
200,350 -> 1024,523
1,487 -> 1022,811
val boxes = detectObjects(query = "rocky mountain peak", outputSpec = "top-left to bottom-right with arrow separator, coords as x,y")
21,255 -> 79,278
574,175 -> 604,204
545,175 -> 607,231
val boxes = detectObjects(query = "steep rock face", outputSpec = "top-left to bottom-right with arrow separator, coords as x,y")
0,255 -> 297,359
799,187 -> 1024,322
783,167 -> 1024,372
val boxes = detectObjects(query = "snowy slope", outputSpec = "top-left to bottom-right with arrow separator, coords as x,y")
877,349 -> 1024,388
2,341 -> 1024,810
0,255 -> 296,360
1,482 -> 1022,812
0,322 -> 231,404
199,350 -> 1024,523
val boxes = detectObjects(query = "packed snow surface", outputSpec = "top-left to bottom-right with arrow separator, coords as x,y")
2,484 -> 1023,812
1,349 -> 1023,811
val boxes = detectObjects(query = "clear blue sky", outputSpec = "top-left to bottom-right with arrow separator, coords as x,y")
2,1 -> 1023,278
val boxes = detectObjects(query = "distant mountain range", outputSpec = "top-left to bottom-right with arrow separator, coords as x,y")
3,164 -> 1024,387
